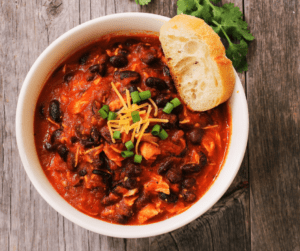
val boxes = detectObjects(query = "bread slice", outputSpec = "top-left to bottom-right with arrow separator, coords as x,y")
159,14 -> 235,111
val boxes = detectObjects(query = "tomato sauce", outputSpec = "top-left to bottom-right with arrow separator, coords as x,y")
34,33 -> 231,225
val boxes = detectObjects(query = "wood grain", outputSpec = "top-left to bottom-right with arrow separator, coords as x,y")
0,0 -> 253,250
244,0 -> 300,250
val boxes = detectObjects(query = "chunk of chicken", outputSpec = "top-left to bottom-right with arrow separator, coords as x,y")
140,142 -> 161,160
138,204 -> 160,224
144,174 -> 170,194
103,143 -> 124,166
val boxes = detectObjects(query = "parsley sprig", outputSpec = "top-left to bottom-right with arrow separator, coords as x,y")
135,0 -> 254,72
135,0 -> 152,5
177,0 -> 254,72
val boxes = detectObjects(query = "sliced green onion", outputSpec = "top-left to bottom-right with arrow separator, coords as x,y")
134,154 -> 142,163
108,111 -> 117,121
163,102 -> 174,114
125,140 -> 134,151
113,131 -> 121,139
131,111 -> 140,123
101,105 -> 109,113
131,91 -> 141,104
98,109 -> 108,119
159,129 -> 168,140
121,151 -> 134,158
170,98 -> 181,108
151,124 -> 161,136
139,90 -> 151,100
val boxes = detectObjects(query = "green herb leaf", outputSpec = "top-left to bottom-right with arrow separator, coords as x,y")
177,0 -> 197,15
177,0 -> 254,72
226,39 -> 249,72
135,0 -> 152,5
212,3 -> 254,42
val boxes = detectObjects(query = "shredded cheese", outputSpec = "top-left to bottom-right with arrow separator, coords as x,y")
111,82 -> 128,110
106,83 -> 170,153
126,89 -> 131,109
148,98 -> 158,117
47,118 -> 61,127
135,121 -> 150,155
107,121 -> 116,143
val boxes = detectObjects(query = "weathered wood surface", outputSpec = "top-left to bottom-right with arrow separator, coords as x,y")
0,0 -> 298,250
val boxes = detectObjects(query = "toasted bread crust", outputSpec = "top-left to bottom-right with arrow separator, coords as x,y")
159,14 -> 235,111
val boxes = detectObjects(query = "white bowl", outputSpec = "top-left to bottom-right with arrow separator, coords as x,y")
16,12 -> 249,238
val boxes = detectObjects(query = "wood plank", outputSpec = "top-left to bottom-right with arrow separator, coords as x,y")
244,0 -> 300,250
0,0 -> 250,250
150,188 -> 250,251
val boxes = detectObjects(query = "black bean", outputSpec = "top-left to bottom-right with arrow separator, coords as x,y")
178,122 -> 193,131
166,168 -> 182,184
128,86 -> 138,93
39,104 -> 45,118
49,100 -> 62,122
92,169 -> 112,183
71,136 -> 79,144
140,53 -> 157,65
119,71 -> 141,84
66,153 -> 76,171
89,64 -> 106,77
51,129 -> 62,143
165,79 -> 177,93
159,192 -> 178,203
92,169 -> 107,175
187,128 -> 204,145
79,52 -> 90,65
81,138 -> 95,148
161,114 -> 178,130
199,151 -> 207,167
181,163 -> 202,173
91,100 -> 101,115
182,178 -> 196,189
90,127 -> 101,145
89,64 -> 99,73
163,66 -> 171,77
57,144 -> 68,162
125,39 -> 138,47
101,192 -> 121,206
100,126 -> 112,143
99,151 -> 110,170
157,158 -> 174,174
135,193 -> 150,210
123,178 -> 137,189
115,214 -> 129,224
109,56 -> 128,68
138,45 -> 158,65
172,104 -> 183,115
63,72 -> 74,83
199,112 -> 214,127
123,163 -> 142,177
98,64 -> 106,76
44,142 -> 55,151
182,190 -> 196,202
145,77 -> 168,90
155,95 -> 169,108
79,169 -> 87,176
86,75 -> 96,82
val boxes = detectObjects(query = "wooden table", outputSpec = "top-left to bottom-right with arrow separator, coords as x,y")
1,0 -> 299,250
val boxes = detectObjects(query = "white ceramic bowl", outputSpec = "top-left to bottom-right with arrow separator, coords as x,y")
16,13 -> 249,238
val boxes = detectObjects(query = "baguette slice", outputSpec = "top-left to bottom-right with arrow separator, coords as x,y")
159,14 -> 235,111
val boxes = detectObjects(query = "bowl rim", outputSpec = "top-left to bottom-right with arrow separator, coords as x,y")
16,12 -> 249,238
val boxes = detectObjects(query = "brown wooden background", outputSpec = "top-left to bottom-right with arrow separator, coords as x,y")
1,0 -> 299,250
